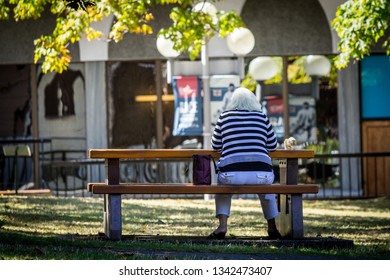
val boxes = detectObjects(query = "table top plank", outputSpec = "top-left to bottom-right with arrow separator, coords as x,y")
88,183 -> 319,194
88,149 -> 314,159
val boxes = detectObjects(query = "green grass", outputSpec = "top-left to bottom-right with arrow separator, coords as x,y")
0,195 -> 389,260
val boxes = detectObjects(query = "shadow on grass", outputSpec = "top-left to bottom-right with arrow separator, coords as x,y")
1,196 -> 389,260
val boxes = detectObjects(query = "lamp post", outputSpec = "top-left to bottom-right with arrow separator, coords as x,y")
156,35 -> 181,150
192,1 -> 218,150
248,56 -> 279,100
157,2 -> 255,150
303,55 -> 331,100
156,34 -> 181,84
226,27 -> 255,79
156,2 -> 216,149
249,56 -> 286,137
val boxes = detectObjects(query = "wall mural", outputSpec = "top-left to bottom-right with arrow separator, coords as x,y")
38,69 -> 85,119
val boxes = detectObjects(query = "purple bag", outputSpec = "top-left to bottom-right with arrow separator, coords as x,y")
192,154 -> 214,185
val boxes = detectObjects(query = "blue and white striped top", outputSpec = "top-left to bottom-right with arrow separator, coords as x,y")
211,109 -> 278,169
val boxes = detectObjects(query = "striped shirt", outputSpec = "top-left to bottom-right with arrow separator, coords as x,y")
211,109 -> 278,169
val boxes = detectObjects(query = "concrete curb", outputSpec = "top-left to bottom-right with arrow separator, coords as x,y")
125,235 -> 354,249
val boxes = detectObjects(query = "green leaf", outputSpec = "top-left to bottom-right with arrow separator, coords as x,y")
332,0 -> 390,68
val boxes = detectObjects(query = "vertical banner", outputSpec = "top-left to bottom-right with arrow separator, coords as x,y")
262,95 -> 316,144
263,95 -> 285,143
210,75 -> 241,129
172,76 -> 203,136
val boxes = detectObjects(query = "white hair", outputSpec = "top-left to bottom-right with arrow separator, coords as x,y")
226,87 -> 262,111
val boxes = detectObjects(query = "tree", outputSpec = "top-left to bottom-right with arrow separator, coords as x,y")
0,0 -> 243,73
332,0 -> 390,69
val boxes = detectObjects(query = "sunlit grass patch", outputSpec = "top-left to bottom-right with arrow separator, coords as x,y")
0,195 -> 389,260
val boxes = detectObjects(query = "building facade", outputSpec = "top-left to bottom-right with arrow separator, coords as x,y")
0,0 -> 389,195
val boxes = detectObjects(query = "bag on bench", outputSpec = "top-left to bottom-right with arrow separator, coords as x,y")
192,154 -> 216,185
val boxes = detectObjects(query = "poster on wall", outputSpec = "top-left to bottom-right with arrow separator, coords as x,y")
262,95 -> 284,143
172,76 -> 203,136
262,95 -> 317,144
210,75 -> 241,129
290,96 -> 317,143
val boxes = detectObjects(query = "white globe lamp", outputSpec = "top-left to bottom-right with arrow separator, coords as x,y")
192,1 -> 218,24
248,56 -> 279,81
248,56 -> 279,102
156,34 -> 181,84
303,55 -> 331,77
227,27 -> 255,79
303,55 -> 331,99
156,34 -> 181,58
226,27 -> 255,56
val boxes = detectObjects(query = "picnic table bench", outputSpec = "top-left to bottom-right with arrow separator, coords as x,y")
87,149 -> 318,241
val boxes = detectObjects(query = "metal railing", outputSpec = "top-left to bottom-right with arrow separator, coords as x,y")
0,137 -> 85,192
0,138 -> 52,190
2,143 -> 389,199
306,152 -> 390,199
37,151 -> 390,198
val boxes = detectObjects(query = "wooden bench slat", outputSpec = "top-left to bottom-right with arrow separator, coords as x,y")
88,149 -> 314,159
88,183 -> 319,195
0,189 -> 52,196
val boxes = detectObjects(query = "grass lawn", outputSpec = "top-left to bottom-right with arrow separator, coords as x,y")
0,195 -> 389,260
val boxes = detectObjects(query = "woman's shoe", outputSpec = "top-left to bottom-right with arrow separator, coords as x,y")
267,230 -> 282,240
207,231 -> 226,239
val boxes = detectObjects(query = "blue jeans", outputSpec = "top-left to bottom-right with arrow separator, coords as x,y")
215,171 -> 279,220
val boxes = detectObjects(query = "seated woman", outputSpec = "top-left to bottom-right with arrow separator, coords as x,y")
209,87 -> 282,240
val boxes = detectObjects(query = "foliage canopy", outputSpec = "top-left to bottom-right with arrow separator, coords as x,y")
332,0 -> 390,68
1,0 -> 389,72
0,0 -> 243,73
